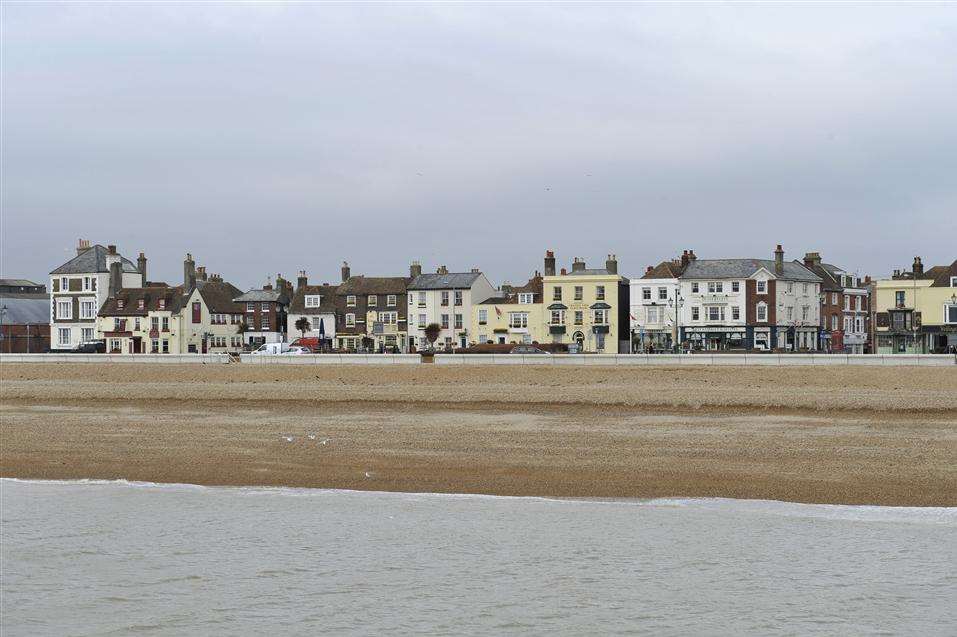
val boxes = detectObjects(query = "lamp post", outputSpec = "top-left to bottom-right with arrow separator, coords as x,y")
0,305 -> 7,353
669,290 -> 684,353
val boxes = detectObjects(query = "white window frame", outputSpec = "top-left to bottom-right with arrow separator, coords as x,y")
305,295 -> 321,308
380,311 -> 398,325
387,294 -> 397,307
368,295 -> 377,306
346,295 -> 356,307
60,277 -> 68,291
756,280 -> 767,294
518,293 -> 534,304
731,281 -> 740,293
79,297 -> 97,319
246,302 -> 254,312
56,299 -> 72,320
574,310 -> 584,325
595,286 -> 605,301
574,286 -> 583,301
658,287 -> 667,300
593,309 -> 608,325
508,312 -> 528,329
691,306 -> 700,321
478,309 -> 488,324
454,313 -> 463,329
642,287 -> 651,300
756,302 -> 767,322
58,327 -> 71,345
550,310 -> 565,325
345,313 -> 356,327
731,306 -> 740,321
417,313 -> 426,328
944,304 -> 957,325
691,282 -> 699,294
454,290 -> 463,306
647,306 -> 659,324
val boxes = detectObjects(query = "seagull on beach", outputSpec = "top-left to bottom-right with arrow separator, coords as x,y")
282,435 -> 295,443
364,471 -> 374,479
307,434 -> 317,440
320,438 -> 331,446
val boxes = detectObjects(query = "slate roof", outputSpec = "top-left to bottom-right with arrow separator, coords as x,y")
479,275 -> 543,305
929,261 -> 957,287
196,280 -> 245,314
408,272 -> 482,290
0,279 -> 43,287
50,245 -> 139,275
99,286 -> 187,317
234,288 -> 290,304
337,276 -> 408,295
682,259 -> 821,282
799,261 -> 842,291
0,294 -> 50,324
289,284 -> 339,313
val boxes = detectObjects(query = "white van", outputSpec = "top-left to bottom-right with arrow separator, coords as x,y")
248,342 -> 291,355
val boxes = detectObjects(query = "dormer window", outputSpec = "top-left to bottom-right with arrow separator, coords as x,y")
518,293 -> 534,304
305,295 -> 322,308
117,299 -> 125,309
158,299 -> 166,310
138,299 -> 145,310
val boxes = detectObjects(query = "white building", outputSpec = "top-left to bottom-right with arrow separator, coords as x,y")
49,240 -> 144,350
407,267 -> 495,350
678,245 -> 821,351
629,251 -> 692,352
286,272 -> 337,347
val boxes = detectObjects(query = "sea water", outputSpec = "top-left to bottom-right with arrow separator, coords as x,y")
2,479 -> 955,636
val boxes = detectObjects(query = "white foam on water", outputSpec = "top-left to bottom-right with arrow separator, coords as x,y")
3,478 -> 954,526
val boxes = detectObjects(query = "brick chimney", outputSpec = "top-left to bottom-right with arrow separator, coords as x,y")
184,253 -> 196,290
571,257 -> 586,272
544,250 -> 556,276
803,252 -> 821,268
774,245 -> 784,276
560,267 -> 567,275
341,261 -> 351,282
688,250 -> 697,261
912,256 -> 924,277
437,265 -> 448,275
297,270 -> 308,290
605,254 -> 618,275
410,261 -> 422,278
77,239 -> 92,256
137,252 -> 147,286
681,250 -> 690,268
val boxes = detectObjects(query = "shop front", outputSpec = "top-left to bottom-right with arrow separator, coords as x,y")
680,326 -> 748,351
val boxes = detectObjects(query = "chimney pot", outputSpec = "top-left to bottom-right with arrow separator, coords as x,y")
341,261 -> 351,283
544,250 -> 556,276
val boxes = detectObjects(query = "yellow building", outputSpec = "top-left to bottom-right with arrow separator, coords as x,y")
873,257 -> 957,354
470,275 -> 545,346
540,251 -> 630,353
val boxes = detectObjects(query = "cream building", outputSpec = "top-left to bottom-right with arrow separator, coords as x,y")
540,251 -> 630,353
873,257 -> 957,354
408,266 -> 495,350
471,274 -> 545,346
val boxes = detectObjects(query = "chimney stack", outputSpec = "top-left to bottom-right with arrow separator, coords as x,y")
544,250 -> 556,276
681,250 -> 690,268
196,266 -> 207,282
108,244 -> 117,255
297,270 -> 308,290
572,257 -> 586,272
437,265 -> 448,275
410,261 -> 422,278
341,261 -> 351,282
137,252 -> 147,287
109,260 -> 122,299
605,254 -> 618,275
774,245 -> 784,276
912,256 -> 924,276
689,250 -> 697,261
646,265 -> 653,274
184,253 -> 196,290
77,239 -> 92,256
803,252 -> 822,268
560,267 -> 567,275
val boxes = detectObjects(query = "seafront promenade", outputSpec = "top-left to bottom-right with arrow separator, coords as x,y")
2,362 -> 955,506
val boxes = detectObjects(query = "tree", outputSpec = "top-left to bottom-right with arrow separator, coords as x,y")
235,320 -> 248,351
295,317 -> 311,339
424,322 -> 442,351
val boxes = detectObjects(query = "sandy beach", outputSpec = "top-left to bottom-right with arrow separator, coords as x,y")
1,362 -> 955,505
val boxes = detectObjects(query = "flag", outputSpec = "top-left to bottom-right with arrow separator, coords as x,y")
495,307 -> 502,317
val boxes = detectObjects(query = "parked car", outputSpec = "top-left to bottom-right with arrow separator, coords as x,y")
510,345 -> 549,355
73,340 -> 106,353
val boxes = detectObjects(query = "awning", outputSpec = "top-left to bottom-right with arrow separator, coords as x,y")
547,303 -> 568,310
589,302 -> 612,310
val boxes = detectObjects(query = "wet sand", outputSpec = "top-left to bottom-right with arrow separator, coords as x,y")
2,363 -> 955,505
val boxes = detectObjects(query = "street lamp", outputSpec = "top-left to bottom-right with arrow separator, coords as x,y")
668,290 -> 684,353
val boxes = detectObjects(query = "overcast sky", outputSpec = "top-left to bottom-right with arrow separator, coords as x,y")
2,3 -> 955,289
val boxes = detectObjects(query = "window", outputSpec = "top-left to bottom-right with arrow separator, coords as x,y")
134,318 -> 140,331
732,281 -> 740,293
80,298 -> 96,319
756,280 -> 766,293
945,305 -> 957,324
574,310 -> 584,325
593,309 -> 608,324
380,311 -> 398,325
658,287 -> 667,300
707,282 -> 723,294
802,306 -> 809,321
60,277 -> 68,290
454,313 -> 463,329
108,338 -> 121,352
247,303 -> 254,312
895,291 -> 905,308
553,287 -> 562,301
418,292 -> 426,307
305,295 -> 321,308
856,316 -> 864,333
756,303 -> 767,322
368,295 -> 377,306
518,293 -> 534,304
646,307 -> 659,323
707,306 -> 723,322
831,315 -> 838,330
844,296 -> 850,311
509,312 -> 528,328
951,277 -> 957,287
441,314 -> 449,329
162,339 -> 169,354
345,295 -> 356,308
803,283 -> 808,294
731,306 -> 740,321
642,287 -> 651,300
478,334 -> 487,344
162,317 -> 169,332
786,282 -> 793,294
691,282 -> 699,293
454,291 -> 463,306
417,314 -> 426,328
58,327 -> 71,345
57,300 -> 72,319
574,286 -> 583,301
345,313 -> 355,327
892,312 -> 906,330
550,310 -> 565,325
117,299 -> 125,309
151,339 -> 159,353
151,316 -> 159,331
478,309 -> 488,325
691,306 -> 700,321
82,328 -> 94,341
261,317 -> 270,330
387,295 -> 397,307
441,291 -> 449,306
831,293 -> 838,305
83,276 -> 91,291
192,301 -> 201,324
786,307 -> 793,320
595,286 -> 605,301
